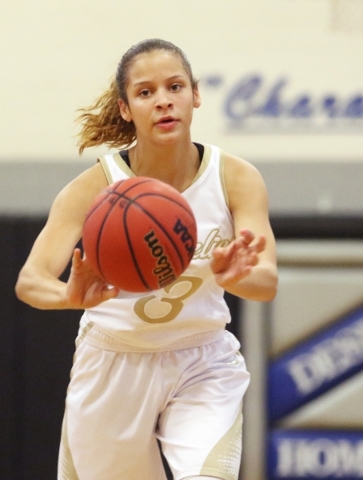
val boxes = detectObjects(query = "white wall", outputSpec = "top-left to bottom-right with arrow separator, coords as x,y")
1,0 -> 363,163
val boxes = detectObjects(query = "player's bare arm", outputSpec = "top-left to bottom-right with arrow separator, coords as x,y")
211,154 -> 278,301
15,163 -> 118,310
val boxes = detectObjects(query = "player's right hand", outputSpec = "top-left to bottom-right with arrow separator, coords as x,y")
66,248 -> 119,309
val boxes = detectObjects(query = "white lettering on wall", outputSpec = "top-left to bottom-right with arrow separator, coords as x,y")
286,319 -> 363,394
276,438 -> 363,477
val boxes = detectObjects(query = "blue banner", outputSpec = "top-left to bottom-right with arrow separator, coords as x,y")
268,306 -> 363,420
268,429 -> 363,479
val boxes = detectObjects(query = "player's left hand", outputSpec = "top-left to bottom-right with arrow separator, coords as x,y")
210,229 -> 266,289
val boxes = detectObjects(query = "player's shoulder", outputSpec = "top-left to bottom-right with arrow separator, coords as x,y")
208,144 -> 264,184
52,162 -> 108,213
62,162 -> 107,194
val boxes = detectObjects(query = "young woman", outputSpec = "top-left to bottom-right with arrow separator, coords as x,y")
15,39 -> 278,480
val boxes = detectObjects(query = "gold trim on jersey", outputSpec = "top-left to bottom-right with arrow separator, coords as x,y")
98,145 -> 228,199
97,144 -> 232,221
219,150 -> 230,210
194,228 -> 232,260
193,144 -> 230,209
98,152 -> 135,184
191,143 -> 211,184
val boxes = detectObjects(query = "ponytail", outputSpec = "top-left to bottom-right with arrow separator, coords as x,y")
76,77 -> 136,155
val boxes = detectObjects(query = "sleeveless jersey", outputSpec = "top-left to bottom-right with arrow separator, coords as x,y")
80,144 -> 235,351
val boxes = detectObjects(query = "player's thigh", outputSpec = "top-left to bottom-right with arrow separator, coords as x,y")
64,342 -> 166,479
158,337 -> 250,480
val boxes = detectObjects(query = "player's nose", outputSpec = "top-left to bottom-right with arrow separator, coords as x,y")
155,89 -> 172,109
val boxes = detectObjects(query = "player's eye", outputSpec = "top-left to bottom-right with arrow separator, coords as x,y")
139,89 -> 151,97
170,84 -> 182,92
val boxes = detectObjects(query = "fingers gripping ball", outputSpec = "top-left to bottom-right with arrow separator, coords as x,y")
82,177 -> 197,292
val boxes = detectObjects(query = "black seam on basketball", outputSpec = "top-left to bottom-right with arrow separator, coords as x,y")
85,193 -> 111,219
132,192 -> 195,219
87,179 -> 195,290
107,179 -> 194,216
104,191 -> 196,269
133,193 -> 196,265
108,189 -> 195,220
83,194 -> 117,279
108,178 -> 155,197
122,202 -> 152,291
93,196 -> 121,280
125,196 -> 193,270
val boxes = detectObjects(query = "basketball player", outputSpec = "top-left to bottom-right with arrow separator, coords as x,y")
15,39 -> 278,480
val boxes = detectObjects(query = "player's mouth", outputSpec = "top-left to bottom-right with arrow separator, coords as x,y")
155,116 -> 179,130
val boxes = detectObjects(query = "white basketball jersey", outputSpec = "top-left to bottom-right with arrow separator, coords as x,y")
80,144 -> 235,351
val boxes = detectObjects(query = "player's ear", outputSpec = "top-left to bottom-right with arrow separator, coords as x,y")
193,86 -> 201,109
118,99 -> 132,122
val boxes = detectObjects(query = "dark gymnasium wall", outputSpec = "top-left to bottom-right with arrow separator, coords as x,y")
1,217 -> 79,480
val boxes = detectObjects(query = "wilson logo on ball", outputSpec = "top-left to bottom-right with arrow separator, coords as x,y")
173,218 -> 196,260
82,176 -> 197,292
144,230 -> 176,288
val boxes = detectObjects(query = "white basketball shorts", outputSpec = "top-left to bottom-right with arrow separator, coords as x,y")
58,328 -> 250,480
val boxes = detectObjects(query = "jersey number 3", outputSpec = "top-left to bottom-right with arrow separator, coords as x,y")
133,275 -> 203,324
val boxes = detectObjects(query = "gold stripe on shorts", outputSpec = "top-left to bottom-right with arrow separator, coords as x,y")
200,410 -> 243,480
58,411 -> 79,480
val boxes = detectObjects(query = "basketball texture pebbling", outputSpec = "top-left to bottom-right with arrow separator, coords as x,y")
82,177 -> 197,292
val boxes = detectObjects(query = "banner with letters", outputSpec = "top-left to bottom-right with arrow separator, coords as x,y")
268,429 -> 363,479
201,73 -> 363,134
268,305 -> 363,421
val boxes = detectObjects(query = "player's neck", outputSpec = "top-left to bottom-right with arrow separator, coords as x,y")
128,141 -> 200,192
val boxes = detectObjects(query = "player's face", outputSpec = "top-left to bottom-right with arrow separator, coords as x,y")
119,50 -> 201,145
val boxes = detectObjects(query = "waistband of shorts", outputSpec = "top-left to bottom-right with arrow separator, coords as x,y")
77,319 -> 226,353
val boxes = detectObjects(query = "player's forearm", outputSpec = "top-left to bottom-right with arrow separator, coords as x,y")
225,263 -> 278,302
15,267 -> 70,310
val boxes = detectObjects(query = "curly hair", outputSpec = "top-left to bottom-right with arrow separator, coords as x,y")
77,39 -> 198,154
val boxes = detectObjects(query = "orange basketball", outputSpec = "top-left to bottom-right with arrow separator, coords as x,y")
82,177 -> 197,292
